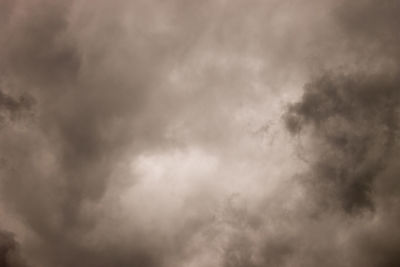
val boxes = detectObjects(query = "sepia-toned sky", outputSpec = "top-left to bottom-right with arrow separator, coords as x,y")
1,0 -> 400,266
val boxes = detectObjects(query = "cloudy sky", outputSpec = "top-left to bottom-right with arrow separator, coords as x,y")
1,0 -> 400,266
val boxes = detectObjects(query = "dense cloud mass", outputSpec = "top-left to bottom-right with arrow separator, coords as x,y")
0,229 -> 28,267
285,72 -> 400,212
0,0 -> 399,266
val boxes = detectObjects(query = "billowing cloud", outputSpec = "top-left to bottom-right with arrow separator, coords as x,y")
0,0 -> 399,266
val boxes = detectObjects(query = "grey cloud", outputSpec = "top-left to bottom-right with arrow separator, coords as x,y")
285,72 -> 400,212
0,0 -> 229,266
0,89 -> 34,124
1,0 -> 400,266
0,229 -> 28,267
280,0 -> 400,266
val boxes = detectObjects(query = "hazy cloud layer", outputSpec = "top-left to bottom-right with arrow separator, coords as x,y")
0,0 -> 399,266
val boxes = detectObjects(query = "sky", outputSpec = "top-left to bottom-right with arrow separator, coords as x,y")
0,0 -> 400,266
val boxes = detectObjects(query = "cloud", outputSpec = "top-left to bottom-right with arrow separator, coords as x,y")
280,1 -> 400,266
0,229 -> 29,267
1,0 -> 400,266
285,72 -> 400,212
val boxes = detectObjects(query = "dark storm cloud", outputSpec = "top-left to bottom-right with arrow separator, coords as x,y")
282,73 -> 400,266
280,0 -> 400,266
285,72 -> 400,212
0,229 -> 28,267
1,0 -> 400,266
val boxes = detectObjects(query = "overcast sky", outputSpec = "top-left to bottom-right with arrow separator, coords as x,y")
1,0 -> 400,266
